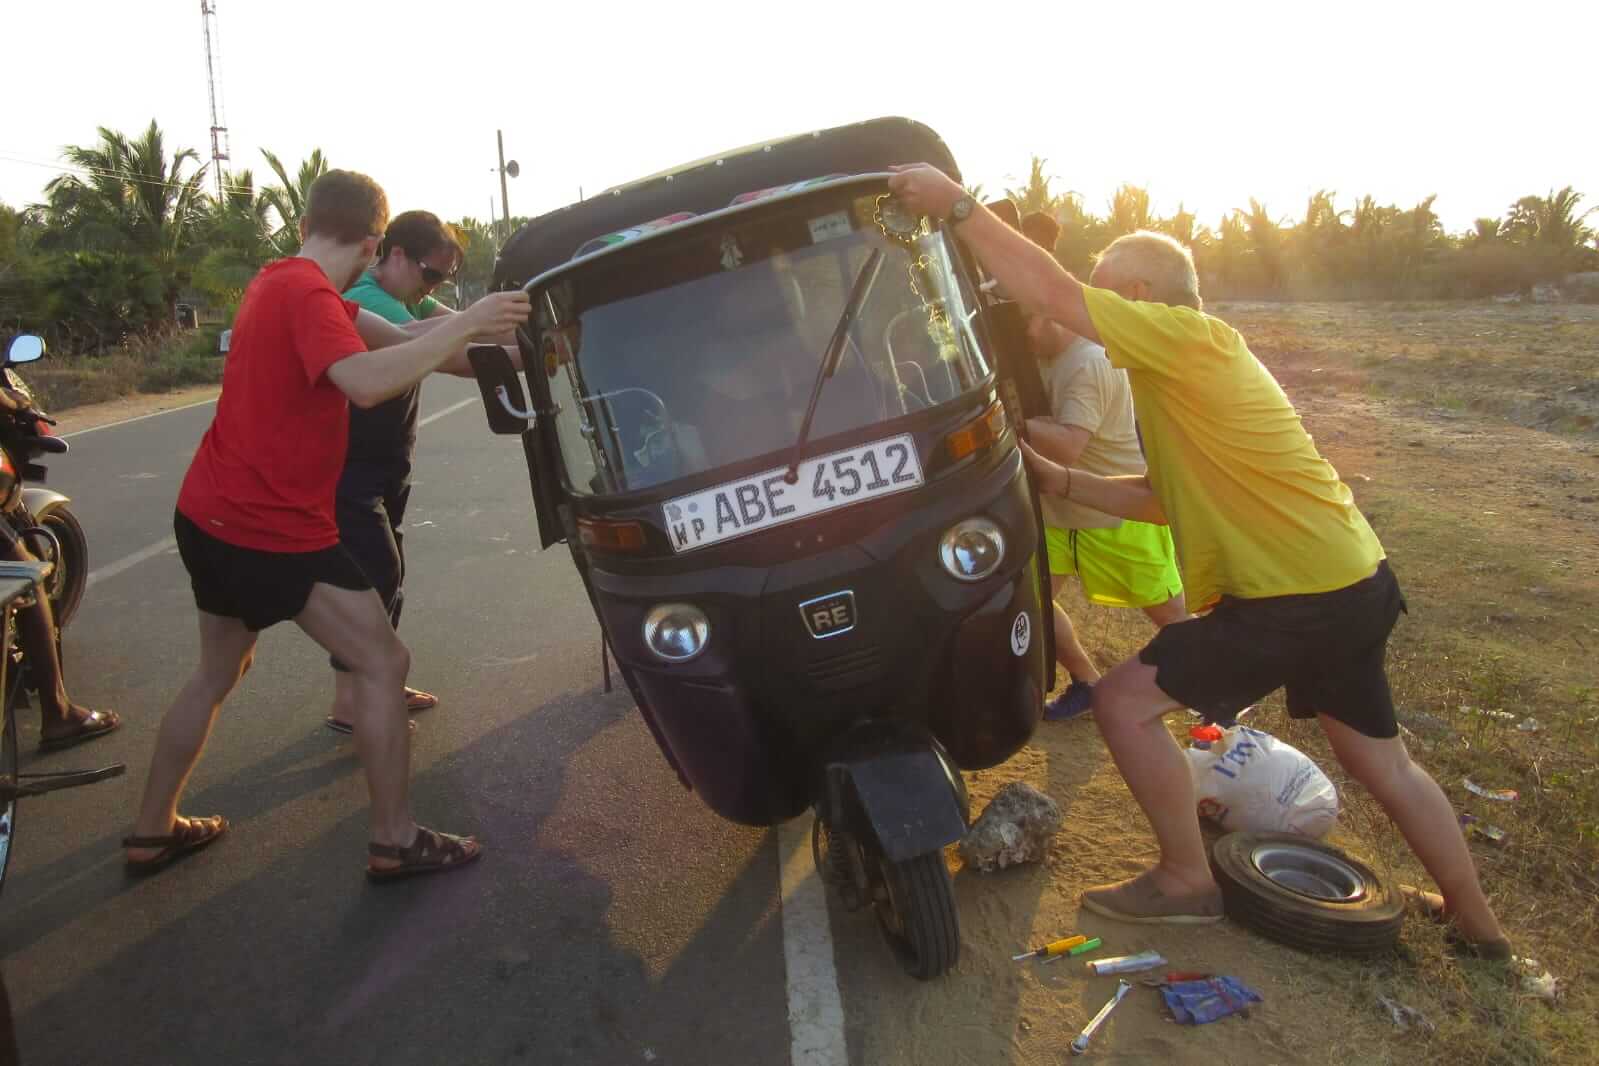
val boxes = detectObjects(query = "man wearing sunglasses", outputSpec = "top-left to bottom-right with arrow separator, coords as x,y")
327,210 -> 465,734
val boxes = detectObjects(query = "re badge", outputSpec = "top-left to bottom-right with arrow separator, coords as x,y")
800,591 -> 856,639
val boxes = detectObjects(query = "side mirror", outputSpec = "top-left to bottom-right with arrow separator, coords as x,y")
467,344 -> 534,435
6,335 -> 45,365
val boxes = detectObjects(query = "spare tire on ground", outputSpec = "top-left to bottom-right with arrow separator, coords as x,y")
1210,831 -> 1404,956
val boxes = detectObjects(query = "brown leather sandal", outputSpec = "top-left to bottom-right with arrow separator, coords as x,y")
39,708 -> 121,752
122,815 -> 229,875
367,826 -> 482,884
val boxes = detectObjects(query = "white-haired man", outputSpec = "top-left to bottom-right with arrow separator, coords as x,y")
886,164 -> 1508,957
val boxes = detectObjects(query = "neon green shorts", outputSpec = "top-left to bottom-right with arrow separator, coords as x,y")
1046,522 -> 1183,609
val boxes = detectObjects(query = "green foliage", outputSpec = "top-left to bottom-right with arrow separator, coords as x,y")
12,249 -> 165,352
259,147 -> 329,255
991,161 -> 1593,301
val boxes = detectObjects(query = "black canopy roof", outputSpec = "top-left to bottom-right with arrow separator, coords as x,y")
492,116 -> 961,287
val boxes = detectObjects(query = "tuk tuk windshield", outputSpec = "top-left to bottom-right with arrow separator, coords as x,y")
535,192 -> 991,496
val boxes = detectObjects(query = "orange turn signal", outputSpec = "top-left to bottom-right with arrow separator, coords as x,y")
944,400 -> 1009,463
577,517 -> 647,552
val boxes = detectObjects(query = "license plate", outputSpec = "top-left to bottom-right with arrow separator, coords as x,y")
662,434 -> 923,553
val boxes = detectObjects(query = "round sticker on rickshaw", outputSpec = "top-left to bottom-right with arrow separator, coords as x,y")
1010,612 -> 1031,657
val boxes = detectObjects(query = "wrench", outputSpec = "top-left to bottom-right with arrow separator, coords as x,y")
1070,979 -> 1132,1055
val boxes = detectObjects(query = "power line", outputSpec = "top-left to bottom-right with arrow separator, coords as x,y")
0,151 -> 265,201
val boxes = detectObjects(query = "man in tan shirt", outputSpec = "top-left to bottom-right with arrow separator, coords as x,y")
1028,311 -> 1186,720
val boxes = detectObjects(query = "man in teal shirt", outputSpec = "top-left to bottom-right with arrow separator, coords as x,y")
326,211 -> 462,733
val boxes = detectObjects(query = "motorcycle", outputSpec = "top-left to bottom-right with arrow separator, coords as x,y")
468,117 -> 1057,979
1,335 -> 89,631
0,337 -> 123,899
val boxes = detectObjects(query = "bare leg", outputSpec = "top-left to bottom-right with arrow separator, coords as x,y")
1318,715 -> 1506,944
329,670 -> 357,727
126,611 -> 256,859
1141,591 -> 1189,630
294,583 -> 416,854
1049,575 -> 1101,682
1,538 -> 104,736
1090,655 -> 1216,894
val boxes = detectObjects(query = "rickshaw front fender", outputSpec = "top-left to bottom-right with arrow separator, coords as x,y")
819,722 -> 968,864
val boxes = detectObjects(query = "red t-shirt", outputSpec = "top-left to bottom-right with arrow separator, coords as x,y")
177,258 -> 365,552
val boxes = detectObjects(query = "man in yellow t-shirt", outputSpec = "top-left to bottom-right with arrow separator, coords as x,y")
887,164 -> 1509,959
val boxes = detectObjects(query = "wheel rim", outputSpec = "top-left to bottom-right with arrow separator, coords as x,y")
1250,843 -> 1367,902
38,518 -> 67,607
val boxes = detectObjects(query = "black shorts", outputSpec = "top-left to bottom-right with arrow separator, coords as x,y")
330,460 -> 411,672
174,510 -> 371,632
1138,560 -> 1406,739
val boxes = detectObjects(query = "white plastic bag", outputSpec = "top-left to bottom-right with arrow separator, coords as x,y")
1185,726 -> 1339,838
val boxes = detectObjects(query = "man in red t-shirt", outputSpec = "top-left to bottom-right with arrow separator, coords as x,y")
122,170 -> 530,882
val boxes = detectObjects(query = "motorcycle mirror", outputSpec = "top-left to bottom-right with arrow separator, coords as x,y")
467,343 -> 534,435
6,335 -> 45,365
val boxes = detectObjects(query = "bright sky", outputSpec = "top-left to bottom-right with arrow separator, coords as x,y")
4,1 -> 1594,236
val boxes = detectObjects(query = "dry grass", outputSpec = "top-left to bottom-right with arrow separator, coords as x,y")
22,328 -> 226,412
1046,300 -> 1599,1065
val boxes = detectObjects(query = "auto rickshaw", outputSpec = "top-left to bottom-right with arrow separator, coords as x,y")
468,117 -> 1055,978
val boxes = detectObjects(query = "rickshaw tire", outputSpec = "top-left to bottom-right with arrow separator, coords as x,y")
1210,831 -> 1404,956
877,851 -> 960,980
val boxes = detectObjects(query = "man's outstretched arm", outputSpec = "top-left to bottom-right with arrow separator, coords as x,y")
1019,439 -> 1167,526
887,164 -> 1098,343
332,292 -> 529,407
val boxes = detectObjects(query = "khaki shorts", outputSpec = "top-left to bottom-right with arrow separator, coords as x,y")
1046,521 -> 1182,609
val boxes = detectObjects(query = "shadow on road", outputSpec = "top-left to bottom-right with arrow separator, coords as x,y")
3,684 -> 788,1066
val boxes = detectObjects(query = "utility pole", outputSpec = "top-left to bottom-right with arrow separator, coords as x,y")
199,1 -> 230,202
496,130 -> 519,244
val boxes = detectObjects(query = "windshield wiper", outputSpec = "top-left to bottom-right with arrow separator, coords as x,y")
782,249 -> 885,484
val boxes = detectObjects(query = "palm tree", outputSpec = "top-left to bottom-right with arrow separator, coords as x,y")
1005,157 -> 1057,217
1157,202 -> 1197,247
260,147 -> 330,254
1106,184 -> 1155,239
1467,217 -> 1503,245
1504,187 -> 1594,263
1292,190 -> 1345,287
40,119 -> 207,323
192,168 -> 276,302
1243,199 -> 1286,292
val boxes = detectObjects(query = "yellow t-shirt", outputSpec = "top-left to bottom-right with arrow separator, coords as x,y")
1082,286 -> 1384,611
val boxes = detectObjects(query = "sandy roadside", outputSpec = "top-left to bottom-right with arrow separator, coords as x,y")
50,384 -> 221,436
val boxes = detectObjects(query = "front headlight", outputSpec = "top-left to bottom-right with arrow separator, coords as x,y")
643,603 -> 710,662
938,518 -> 1005,582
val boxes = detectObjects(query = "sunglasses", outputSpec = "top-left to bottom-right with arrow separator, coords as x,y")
416,257 -> 459,287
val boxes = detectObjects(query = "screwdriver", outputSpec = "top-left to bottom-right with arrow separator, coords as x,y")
1012,934 -> 1087,961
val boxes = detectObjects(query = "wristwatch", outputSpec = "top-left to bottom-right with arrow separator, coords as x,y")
946,195 -> 975,226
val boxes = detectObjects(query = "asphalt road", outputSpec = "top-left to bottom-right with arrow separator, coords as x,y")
0,378 -> 814,1066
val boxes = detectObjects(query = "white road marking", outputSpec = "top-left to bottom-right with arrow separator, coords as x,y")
416,397 -> 476,428
60,398 -> 218,439
79,395 -> 478,591
85,536 -> 177,589
777,818 -> 849,1066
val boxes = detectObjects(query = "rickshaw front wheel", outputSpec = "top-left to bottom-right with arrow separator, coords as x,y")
872,850 -> 960,980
